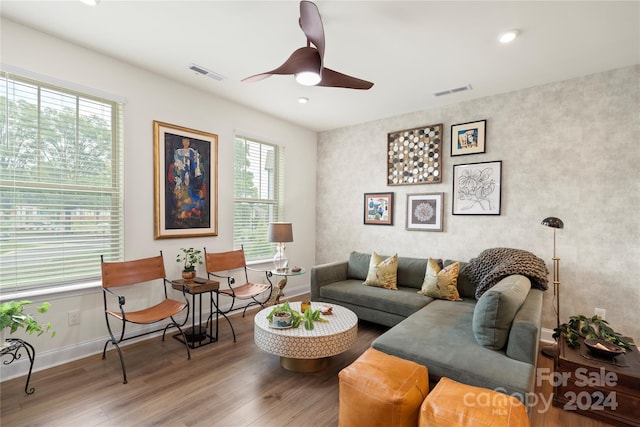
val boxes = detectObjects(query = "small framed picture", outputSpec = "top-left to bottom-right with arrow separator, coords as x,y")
451,120 -> 486,156
452,161 -> 502,215
406,193 -> 443,231
364,192 -> 394,225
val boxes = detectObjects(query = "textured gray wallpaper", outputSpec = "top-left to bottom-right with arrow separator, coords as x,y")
317,65 -> 640,341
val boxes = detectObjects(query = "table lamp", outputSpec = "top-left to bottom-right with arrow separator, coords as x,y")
268,222 -> 293,272
540,216 -> 564,359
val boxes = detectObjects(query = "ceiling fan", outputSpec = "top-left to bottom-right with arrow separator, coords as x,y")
242,0 -> 374,90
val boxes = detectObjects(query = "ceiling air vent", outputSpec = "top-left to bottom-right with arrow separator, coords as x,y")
434,84 -> 472,97
189,64 -> 226,81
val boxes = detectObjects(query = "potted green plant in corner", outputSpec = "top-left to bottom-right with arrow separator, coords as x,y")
0,300 -> 55,349
176,248 -> 203,281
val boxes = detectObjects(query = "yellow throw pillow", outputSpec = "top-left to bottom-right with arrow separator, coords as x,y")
363,252 -> 398,290
418,258 -> 462,301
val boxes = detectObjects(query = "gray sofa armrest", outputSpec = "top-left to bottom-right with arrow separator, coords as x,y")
506,288 -> 543,365
310,261 -> 349,300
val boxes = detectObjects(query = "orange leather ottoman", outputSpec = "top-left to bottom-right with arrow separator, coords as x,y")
338,348 -> 429,427
419,377 -> 531,427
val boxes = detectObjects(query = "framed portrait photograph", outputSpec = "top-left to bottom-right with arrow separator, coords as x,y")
452,160 -> 502,215
153,121 -> 218,239
451,119 -> 486,156
387,123 -> 443,185
406,193 -> 443,231
364,192 -> 394,225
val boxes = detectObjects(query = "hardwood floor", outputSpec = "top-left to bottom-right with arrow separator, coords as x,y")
1,302 -> 616,427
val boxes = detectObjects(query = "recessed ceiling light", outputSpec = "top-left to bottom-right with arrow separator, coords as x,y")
80,0 -> 100,6
498,29 -> 519,44
298,97 -> 309,104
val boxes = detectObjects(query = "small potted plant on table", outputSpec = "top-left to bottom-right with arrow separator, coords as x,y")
176,248 -> 203,281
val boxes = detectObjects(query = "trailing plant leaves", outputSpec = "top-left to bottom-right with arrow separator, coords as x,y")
556,314 -> 634,351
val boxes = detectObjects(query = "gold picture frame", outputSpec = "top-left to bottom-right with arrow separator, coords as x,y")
153,121 -> 218,239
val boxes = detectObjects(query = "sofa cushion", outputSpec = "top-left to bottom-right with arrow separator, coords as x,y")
372,299 -> 535,400
445,260 -> 474,298
472,275 -> 531,350
418,259 -> 461,301
347,251 -> 373,280
363,252 -> 398,290
319,279 -> 432,318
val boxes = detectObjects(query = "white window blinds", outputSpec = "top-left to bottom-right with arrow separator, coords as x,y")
0,72 -> 124,291
233,136 -> 284,261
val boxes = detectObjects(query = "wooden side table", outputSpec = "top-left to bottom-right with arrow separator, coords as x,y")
553,336 -> 640,426
171,278 -> 220,349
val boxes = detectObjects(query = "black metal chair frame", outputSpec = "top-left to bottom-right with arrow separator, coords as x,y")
204,247 -> 273,331
101,253 -> 191,384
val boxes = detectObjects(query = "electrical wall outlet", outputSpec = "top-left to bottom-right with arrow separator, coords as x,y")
595,308 -> 606,320
68,310 -> 80,326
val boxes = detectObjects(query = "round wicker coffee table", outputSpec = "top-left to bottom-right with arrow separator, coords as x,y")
254,301 -> 358,372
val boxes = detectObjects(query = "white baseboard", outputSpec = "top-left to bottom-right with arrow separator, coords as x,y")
1,288 -> 309,383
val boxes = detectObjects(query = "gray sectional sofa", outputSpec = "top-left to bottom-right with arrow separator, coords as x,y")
310,250 -> 545,405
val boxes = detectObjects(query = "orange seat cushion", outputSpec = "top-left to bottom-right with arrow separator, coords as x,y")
419,377 -> 531,427
339,348 -> 429,427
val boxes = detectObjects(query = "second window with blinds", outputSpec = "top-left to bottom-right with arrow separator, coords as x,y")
233,136 -> 285,262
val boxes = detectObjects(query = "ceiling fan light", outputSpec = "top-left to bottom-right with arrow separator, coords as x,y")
295,71 -> 321,86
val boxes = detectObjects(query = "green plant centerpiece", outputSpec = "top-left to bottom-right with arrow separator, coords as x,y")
267,301 -> 328,330
0,300 -> 55,347
176,248 -> 203,272
553,314 -> 633,351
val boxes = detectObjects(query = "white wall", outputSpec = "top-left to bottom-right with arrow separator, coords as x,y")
1,19 -> 317,376
317,65 -> 640,343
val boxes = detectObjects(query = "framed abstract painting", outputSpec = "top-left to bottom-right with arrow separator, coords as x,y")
451,119 -> 486,156
406,193 -> 443,231
364,192 -> 394,225
153,121 -> 218,239
387,124 -> 443,185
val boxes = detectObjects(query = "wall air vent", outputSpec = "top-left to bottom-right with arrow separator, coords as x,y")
434,84 -> 472,97
189,64 -> 226,81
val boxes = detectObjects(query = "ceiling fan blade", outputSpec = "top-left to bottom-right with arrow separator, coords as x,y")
299,1 -> 325,63
242,47 -> 321,82
317,68 -> 374,90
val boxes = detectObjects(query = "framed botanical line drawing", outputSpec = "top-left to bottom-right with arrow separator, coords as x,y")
153,121 -> 218,239
452,161 -> 502,215
406,193 -> 443,231
451,120 -> 486,156
387,124 -> 443,185
364,192 -> 394,225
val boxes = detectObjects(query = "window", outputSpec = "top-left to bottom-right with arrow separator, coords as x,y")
0,72 -> 124,292
233,136 -> 284,261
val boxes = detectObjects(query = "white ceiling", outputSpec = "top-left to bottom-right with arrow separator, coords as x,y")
2,1 -> 638,132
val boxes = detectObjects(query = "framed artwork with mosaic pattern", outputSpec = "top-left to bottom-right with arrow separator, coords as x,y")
406,193 -> 443,231
387,124 -> 443,185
